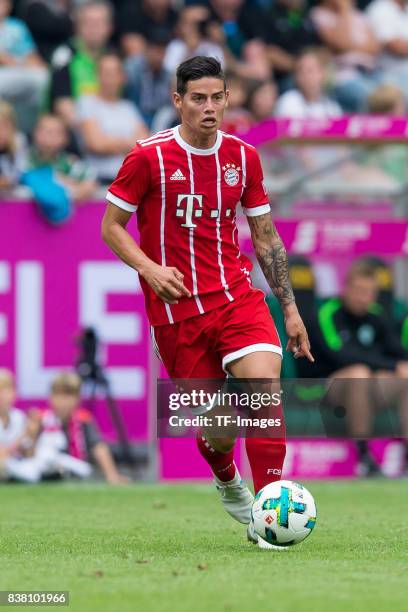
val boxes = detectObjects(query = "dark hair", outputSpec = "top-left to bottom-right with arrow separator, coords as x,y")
176,56 -> 226,95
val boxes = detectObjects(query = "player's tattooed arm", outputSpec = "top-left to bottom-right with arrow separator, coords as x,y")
248,212 -> 314,362
247,212 -> 295,308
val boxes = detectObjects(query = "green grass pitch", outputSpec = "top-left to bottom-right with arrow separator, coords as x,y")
0,480 -> 407,612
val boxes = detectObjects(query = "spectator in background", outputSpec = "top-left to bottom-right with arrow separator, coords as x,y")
247,80 -> 277,122
77,53 -> 148,184
150,76 -> 179,133
207,0 -> 267,58
0,369 -> 28,481
29,372 -> 128,484
0,101 -> 28,192
163,5 -> 225,74
311,0 -> 381,112
22,114 -> 96,224
361,84 -> 408,184
275,48 -> 342,118
274,49 -> 343,175
0,0 -> 47,133
367,0 -> 408,100
49,0 -> 114,130
367,82 -> 406,115
311,261 -> 408,476
263,0 -> 320,91
20,0 -> 73,63
207,0 -> 272,80
117,0 -> 177,57
126,30 -> 172,129
221,72 -> 252,133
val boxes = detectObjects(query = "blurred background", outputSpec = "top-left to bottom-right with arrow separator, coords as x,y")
1,0 -> 408,484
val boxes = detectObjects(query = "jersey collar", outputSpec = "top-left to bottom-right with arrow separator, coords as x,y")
174,125 -> 222,156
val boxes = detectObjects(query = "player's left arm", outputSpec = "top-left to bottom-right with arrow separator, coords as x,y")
247,212 -> 314,362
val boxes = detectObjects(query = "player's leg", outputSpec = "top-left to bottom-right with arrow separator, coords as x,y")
227,351 -> 286,494
226,350 -> 288,550
153,319 -> 253,523
216,290 -> 285,495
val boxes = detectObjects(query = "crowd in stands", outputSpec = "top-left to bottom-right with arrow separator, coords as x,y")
1,0 -> 408,220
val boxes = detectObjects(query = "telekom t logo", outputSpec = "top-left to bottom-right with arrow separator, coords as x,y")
176,194 -> 203,228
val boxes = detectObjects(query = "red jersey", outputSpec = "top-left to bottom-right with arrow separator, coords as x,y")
107,126 -> 270,326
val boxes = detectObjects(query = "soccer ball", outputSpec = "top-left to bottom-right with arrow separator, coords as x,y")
251,480 -> 317,548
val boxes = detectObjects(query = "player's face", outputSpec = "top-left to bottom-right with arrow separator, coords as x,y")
174,77 -> 229,138
343,276 -> 378,316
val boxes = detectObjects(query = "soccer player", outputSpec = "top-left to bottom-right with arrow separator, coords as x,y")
102,56 -> 313,548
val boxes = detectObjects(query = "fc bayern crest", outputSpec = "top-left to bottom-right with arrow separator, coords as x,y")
222,163 -> 241,186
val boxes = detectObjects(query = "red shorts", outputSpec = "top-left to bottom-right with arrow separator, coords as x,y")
151,289 -> 282,379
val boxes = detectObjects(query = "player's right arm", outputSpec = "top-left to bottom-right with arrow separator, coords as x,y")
102,203 -> 191,304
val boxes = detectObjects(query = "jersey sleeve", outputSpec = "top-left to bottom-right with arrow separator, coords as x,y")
106,144 -> 150,213
240,146 -> 270,217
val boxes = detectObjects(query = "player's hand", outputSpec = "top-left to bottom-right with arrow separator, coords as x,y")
142,262 -> 192,304
284,305 -> 314,363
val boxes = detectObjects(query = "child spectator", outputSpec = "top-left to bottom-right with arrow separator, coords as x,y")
275,48 -> 342,118
0,0 -> 47,132
0,101 -> 28,192
30,372 -> 128,484
22,114 -> 96,224
77,52 -> 148,183
49,0 -> 113,130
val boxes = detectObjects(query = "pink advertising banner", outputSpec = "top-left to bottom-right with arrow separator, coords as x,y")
0,200 -> 153,442
240,117 -> 408,147
1,201 -> 405,478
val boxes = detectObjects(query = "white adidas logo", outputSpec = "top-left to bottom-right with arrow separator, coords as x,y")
170,169 -> 186,181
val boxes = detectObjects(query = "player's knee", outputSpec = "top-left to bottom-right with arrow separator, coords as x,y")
209,436 -> 236,453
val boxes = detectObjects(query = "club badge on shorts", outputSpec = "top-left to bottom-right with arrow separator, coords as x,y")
222,163 -> 241,186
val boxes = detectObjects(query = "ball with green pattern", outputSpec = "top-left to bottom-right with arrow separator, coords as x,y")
251,480 -> 317,547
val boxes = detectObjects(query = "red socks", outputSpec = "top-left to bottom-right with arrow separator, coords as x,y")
196,431 -> 237,482
196,432 -> 286,492
245,438 -> 286,494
